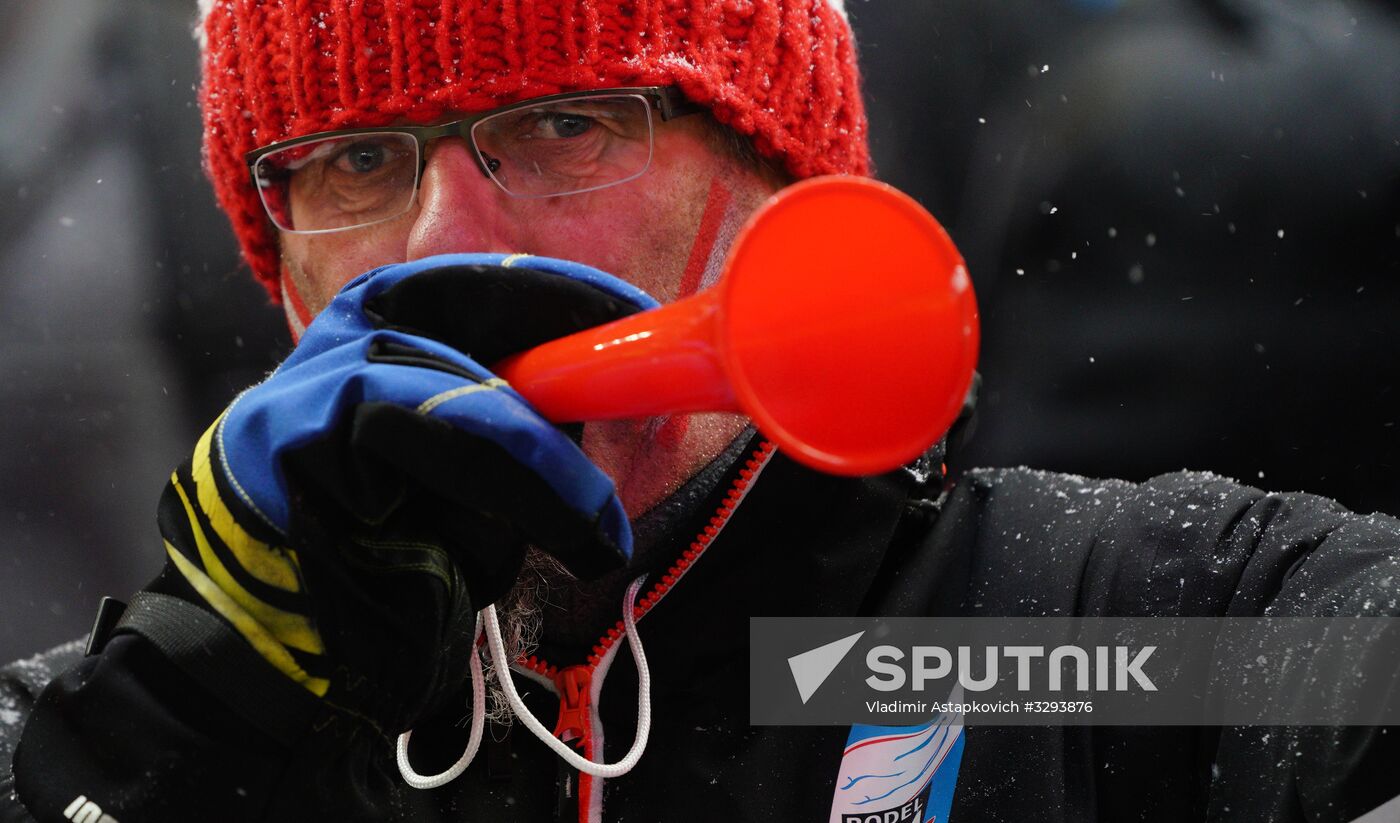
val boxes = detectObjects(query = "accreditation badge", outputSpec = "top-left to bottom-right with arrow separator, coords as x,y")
828,688 -> 965,823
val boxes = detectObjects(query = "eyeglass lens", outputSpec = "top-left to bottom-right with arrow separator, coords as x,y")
252,94 -> 655,234
471,94 -> 654,199
253,132 -> 420,233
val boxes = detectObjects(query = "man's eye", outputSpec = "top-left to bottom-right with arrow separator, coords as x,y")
540,113 -> 595,139
335,141 -> 390,173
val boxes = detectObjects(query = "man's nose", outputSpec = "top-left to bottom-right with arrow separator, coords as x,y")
405,139 -> 518,261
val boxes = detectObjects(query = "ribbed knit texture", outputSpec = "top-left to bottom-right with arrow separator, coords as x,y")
199,0 -> 870,301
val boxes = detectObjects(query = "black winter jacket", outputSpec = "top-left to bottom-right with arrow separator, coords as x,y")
3,441 -> 1399,822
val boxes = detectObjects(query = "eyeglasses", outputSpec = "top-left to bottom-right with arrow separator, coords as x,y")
245,87 -> 705,234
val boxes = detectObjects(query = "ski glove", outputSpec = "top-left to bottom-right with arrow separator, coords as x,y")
9,254 -> 659,823
152,253 -> 655,733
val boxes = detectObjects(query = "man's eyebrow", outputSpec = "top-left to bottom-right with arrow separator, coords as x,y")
277,139 -> 347,170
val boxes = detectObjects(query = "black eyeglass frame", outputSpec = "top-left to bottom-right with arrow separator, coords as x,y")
244,86 -> 706,231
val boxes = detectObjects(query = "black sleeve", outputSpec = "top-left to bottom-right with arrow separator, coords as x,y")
3,604 -> 411,823
1,642 -> 84,823
925,468 -> 1400,823
12,634 -> 288,820
1,642 -> 85,772
1201,497 -> 1400,821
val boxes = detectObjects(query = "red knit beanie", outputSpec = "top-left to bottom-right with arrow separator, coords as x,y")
198,0 -> 870,302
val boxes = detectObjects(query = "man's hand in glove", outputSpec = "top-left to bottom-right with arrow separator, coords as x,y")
10,254 -> 657,822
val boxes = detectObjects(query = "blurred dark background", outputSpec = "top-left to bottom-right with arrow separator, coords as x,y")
1,0 -> 1397,663
859,0 -> 1400,513
0,0 -> 287,664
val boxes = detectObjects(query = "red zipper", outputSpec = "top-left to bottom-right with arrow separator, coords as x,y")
552,666 -> 593,746
589,440 -> 773,666
551,664 -> 593,821
514,440 -> 776,822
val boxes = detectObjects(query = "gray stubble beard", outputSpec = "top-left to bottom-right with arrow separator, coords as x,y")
477,547 -> 572,726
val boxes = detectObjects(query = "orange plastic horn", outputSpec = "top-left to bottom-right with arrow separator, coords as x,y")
494,176 -> 980,476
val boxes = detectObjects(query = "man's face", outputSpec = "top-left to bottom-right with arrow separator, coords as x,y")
279,108 -> 785,516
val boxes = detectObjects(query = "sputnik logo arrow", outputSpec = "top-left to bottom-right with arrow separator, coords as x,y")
788,631 -> 865,704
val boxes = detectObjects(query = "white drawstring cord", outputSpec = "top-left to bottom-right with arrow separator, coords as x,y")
396,576 -> 652,787
396,614 -> 486,790
483,575 -> 651,778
